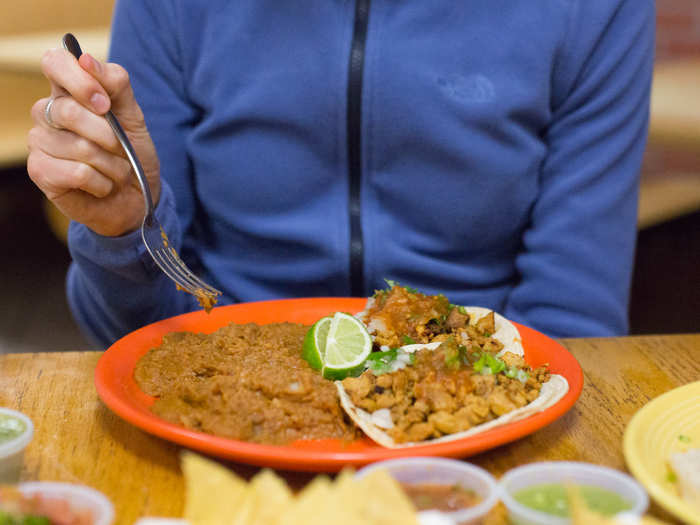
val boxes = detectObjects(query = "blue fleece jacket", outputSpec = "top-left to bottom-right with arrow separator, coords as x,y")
67,0 -> 654,347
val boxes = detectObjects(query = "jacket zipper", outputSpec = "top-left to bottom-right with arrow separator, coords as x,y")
347,0 -> 370,297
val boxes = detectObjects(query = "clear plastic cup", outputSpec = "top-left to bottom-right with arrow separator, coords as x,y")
356,457 -> 499,525
0,407 -> 34,483
18,482 -> 115,525
499,461 -> 649,525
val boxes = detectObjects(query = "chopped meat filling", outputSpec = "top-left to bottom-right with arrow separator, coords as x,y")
364,285 -> 451,348
365,285 -> 503,353
341,339 -> 549,444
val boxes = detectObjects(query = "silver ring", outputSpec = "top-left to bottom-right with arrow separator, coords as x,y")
44,96 -> 64,130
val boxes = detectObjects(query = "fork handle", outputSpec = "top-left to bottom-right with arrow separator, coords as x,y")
62,33 -> 156,222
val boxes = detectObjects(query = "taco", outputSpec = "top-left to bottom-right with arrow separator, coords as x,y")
337,284 -> 569,448
356,284 -> 523,356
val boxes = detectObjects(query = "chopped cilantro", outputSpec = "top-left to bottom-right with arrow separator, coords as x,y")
366,348 -> 398,365
472,353 -> 486,373
431,315 -> 447,326
489,356 -> 505,374
472,353 -> 506,375
366,353 -> 395,375
0,512 -> 51,525
366,347 -> 413,375
402,335 -> 416,345
448,304 -> 468,315
444,351 -> 461,370
383,278 -> 418,294
367,360 -> 392,375
667,470 -> 678,483
443,340 -> 469,370
678,434 -> 692,443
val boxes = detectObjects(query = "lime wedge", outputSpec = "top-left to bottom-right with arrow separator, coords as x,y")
302,312 -> 372,380
322,312 -> 372,379
302,316 -> 331,371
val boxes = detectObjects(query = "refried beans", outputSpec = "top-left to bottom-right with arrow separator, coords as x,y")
134,322 -> 358,445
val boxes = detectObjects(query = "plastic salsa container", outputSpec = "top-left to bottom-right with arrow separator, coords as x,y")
499,461 -> 649,525
356,457 -> 499,525
0,408 -> 34,483
17,482 -> 115,525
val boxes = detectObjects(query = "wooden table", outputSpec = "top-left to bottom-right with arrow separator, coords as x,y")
2,335 -> 699,524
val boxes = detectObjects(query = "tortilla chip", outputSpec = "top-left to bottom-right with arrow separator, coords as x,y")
568,485 -> 672,525
277,475 -> 335,525
181,452 -> 247,525
238,469 -> 292,525
332,469 -> 371,525
181,453 -> 423,525
355,469 -> 419,525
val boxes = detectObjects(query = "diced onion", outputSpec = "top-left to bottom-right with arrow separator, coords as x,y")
397,352 -> 412,364
370,408 -> 394,429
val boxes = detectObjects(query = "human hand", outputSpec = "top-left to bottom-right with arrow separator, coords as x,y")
27,49 -> 160,237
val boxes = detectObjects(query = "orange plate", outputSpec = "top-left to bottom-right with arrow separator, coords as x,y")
95,298 -> 583,472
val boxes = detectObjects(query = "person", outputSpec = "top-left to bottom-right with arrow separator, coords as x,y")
26,1 -> 655,348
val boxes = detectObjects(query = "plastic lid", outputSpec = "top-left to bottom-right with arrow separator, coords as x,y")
0,407 -> 34,458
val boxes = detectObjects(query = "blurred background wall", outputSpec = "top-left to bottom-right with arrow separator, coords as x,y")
0,1 -> 114,353
631,0 -> 700,334
0,2 -> 698,353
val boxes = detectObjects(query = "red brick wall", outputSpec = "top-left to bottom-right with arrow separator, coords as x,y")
656,0 -> 700,61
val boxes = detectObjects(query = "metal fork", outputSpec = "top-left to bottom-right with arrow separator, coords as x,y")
62,33 -> 222,308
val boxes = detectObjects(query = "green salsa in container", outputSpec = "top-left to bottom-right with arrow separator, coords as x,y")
0,408 -> 34,483
499,461 -> 648,525
514,483 -> 632,517
0,413 -> 27,445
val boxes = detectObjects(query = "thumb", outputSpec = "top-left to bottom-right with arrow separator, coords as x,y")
78,53 -> 145,126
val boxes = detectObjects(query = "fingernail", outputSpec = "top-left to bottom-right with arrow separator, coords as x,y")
85,53 -> 101,73
91,93 -> 109,113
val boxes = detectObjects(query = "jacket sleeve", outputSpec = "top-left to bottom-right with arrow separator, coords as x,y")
66,0 -> 201,348
502,0 -> 655,337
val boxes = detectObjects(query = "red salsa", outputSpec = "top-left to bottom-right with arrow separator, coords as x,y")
400,482 -> 481,512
